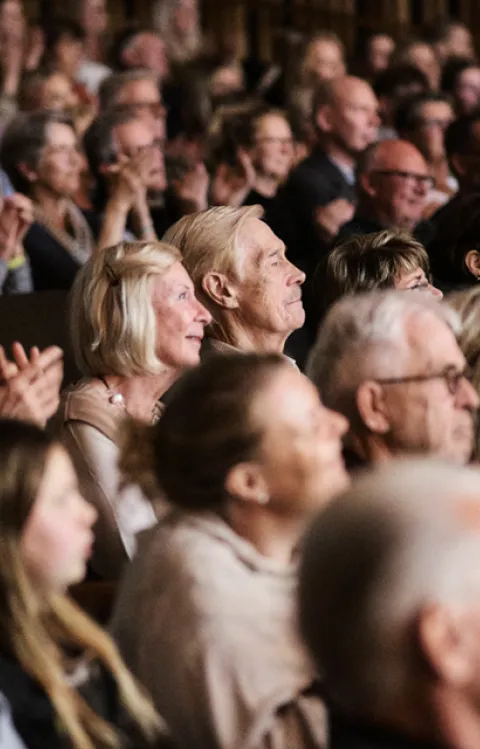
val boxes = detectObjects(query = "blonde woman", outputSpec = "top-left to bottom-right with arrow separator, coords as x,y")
56,240 -> 210,580
0,418 -> 162,749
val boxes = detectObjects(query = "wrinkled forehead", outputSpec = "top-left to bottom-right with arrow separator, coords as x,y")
404,309 -> 464,369
236,218 -> 285,270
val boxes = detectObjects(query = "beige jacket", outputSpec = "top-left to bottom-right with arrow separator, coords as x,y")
111,510 -> 326,749
56,378 -> 159,580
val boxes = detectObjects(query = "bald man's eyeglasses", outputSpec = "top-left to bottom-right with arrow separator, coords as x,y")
370,169 -> 434,188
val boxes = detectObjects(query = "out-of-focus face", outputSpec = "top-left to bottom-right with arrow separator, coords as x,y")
127,32 -> 169,79
406,43 -> 440,90
210,65 -> 244,100
373,311 -> 478,464
250,366 -> 349,513
233,218 -> 306,340
115,78 -> 166,141
40,72 -> 79,112
82,0 -> 108,37
114,118 -> 167,192
448,24 -> 475,61
33,122 -> 82,198
0,0 -> 23,37
413,100 -> 455,163
454,121 -> 480,191
456,67 -> 480,115
21,447 -> 96,591
54,33 -> 84,80
320,78 -> 380,155
252,114 -> 294,182
151,261 -> 211,369
304,38 -> 346,83
368,34 -> 395,74
394,266 -> 443,298
364,141 -> 432,231
174,0 -> 198,35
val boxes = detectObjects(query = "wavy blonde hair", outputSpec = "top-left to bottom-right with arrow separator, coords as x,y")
0,419 -> 161,749
70,240 -> 182,377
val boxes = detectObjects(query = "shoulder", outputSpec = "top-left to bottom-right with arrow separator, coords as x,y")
57,378 -> 125,443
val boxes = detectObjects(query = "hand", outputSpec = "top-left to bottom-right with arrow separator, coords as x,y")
210,149 -> 256,207
0,194 -> 34,261
172,162 -> 209,213
24,24 -> 44,71
105,151 -> 154,213
313,198 -> 356,242
0,2 -> 25,96
0,344 -> 64,427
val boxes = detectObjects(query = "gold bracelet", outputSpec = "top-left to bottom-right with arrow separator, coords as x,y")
7,255 -> 26,270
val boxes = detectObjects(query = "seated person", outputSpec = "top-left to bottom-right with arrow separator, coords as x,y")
0,418 -> 161,748
373,63 -> 429,140
164,205 -> 307,363
56,240 -> 210,580
311,229 -> 441,325
0,112 -> 96,290
441,57 -> 480,116
112,353 -> 348,749
428,193 -> 480,291
307,290 -> 478,469
337,138 -> 434,245
300,459 -> 480,749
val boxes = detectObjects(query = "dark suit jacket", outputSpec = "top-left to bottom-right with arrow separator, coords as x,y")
265,148 -> 356,276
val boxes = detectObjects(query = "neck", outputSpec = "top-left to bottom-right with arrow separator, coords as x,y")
103,371 -> 179,423
84,35 -> 102,62
34,187 -> 69,229
226,503 -> 305,565
358,198 -> 418,232
253,173 -> 280,198
322,140 -> 357,170
215,319 -> 288,355
352,431 -> 395,465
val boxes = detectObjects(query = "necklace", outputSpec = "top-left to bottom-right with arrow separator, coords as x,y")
100,376 -> 163,424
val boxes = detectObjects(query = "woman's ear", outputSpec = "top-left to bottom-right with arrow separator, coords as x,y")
18,161 -> 38,184
202,272 -> 240,310
464,249 -> 480,280
225,462 -> 270,506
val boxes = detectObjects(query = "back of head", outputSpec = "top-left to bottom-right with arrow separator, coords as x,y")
98,69 -> 158,111
373,64 -> 429,100
152,353 -> 287,510
428,192 -> 480,285
306,290 -> 457,422
316,230 -> 430,314
445,112 -> 480,162
299,458 -> 480,716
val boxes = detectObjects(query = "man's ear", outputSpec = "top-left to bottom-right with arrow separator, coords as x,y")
202,272 -> 240,310
225,461 -> 270,506
359,171 -> 376,198
418,603 -> 474,688
464,249 -> 480,280
356,380 -> 390,434
315,105 -> 335,134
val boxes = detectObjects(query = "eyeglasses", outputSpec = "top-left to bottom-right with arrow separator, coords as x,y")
418,117 -> 454,130
370,169 -> 434,188
375,365 -> 472,396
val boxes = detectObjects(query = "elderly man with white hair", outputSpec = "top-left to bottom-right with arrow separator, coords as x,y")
299,459 -> 480,749
163,205 -> 306,360
307,291 -> 479,467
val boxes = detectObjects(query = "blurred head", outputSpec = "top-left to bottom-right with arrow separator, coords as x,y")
358,139 -> 432,231
19,69 -> 79,114
301,32 -> 346,85
445,113 -> 480,191
42,19 -> 85,80
0,111 -> 82,199
426,20 -> 475,63
427,194 -> 480,286
251,110 -> 294,181
79,0 -> 108,38
395,92 -> 455,164
314,76 -> 379,157
393,40 -> 441,90
152,354 -> 348,523
442,58 -> 480,115
373,64 -> 429,127
299,460 -> 480,725
317,230 -> 440,315
70,240 -> 211,377
0,420 -> 95,593
164,206 -> 306,352
153,0 -> 200,63
365,33 -> 395,75
117,30 -> 169,80
307,291 -> 478,464
99,70 -> 166,140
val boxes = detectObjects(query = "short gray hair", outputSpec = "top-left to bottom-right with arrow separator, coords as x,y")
299,458 -> 480,717
99,69 -> 159,111
306,290 -> 460,422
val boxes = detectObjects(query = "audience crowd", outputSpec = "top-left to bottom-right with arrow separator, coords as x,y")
2,2 -> 480,748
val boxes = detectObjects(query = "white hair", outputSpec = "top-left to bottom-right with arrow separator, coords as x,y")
306,290 -> 460,422
299,458 -> 480,717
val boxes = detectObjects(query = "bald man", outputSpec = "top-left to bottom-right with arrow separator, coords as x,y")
266,76 -> 380,275
337,138 -> 434,244
299,459 -> 480,749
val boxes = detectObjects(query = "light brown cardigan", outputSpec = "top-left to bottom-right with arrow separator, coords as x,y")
111,510 -> 326,749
